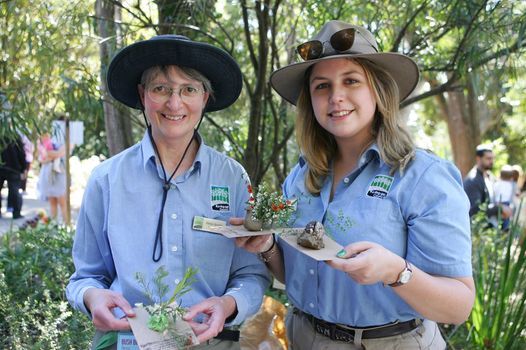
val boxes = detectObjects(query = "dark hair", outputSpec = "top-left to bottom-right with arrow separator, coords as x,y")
476,146 -> 492,157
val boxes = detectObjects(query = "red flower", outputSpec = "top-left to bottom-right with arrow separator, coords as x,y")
247,185 -> 253,193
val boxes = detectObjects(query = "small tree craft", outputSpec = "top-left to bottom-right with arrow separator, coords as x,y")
244,184 -> 295,231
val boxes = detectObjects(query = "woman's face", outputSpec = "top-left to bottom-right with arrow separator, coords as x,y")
309,58 -> 376,147
138,65 -> 209,147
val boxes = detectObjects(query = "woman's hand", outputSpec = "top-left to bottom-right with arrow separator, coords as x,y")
229,217 -> 274,254
83,288 -> 136,331
327,241 -> 405,285
183,295 -> 236,343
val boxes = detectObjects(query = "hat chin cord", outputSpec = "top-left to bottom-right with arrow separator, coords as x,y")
141,103 -> 207,262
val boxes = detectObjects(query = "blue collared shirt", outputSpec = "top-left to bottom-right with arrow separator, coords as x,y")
280,145 -> 472,327
66,133 -> 270,325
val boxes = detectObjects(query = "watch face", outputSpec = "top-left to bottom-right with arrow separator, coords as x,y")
400,270 -> 412,284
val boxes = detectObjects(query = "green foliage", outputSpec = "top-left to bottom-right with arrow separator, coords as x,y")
95,331 -> 117,350
445,207 -> 526,349
135,266 -> 198,333
247,184 -> 296,228
0,222 -> 92,349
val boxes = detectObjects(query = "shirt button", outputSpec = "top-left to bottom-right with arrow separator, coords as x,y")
343,177 -> 350,184
309,303 -> 315,308
171,213 -> 178,220
171,245 -> 178,252
309,269 -> 315,275
174,279 -> 180,284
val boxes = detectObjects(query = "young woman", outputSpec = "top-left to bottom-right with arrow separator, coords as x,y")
237,20 -> 474,349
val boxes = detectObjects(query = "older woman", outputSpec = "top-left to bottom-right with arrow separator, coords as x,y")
237,20 -> 474,349
67,35 -> 269,349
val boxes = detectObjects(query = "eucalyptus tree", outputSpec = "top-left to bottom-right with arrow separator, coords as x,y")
0,0 -> 108,158
96,0 -> 134,155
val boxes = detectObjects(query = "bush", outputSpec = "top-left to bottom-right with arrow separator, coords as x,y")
444,207 -> 526,349
0,222 -> 92,349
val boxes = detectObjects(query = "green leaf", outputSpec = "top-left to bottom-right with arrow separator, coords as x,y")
95,331 -> 118,350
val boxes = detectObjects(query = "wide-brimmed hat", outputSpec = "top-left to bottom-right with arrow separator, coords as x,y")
107,34 -> 242,112
270,21 -> 419,105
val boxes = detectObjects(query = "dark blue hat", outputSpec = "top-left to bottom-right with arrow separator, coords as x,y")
107,35 -> 242,112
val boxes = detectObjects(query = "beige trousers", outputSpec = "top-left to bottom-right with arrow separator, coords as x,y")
286,310 -> 446,350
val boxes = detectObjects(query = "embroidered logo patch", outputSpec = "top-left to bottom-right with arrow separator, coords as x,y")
366,175 -> 394,199
211,185 -> 230,212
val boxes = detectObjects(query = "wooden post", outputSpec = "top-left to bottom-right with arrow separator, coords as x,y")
65,117 -> 71,225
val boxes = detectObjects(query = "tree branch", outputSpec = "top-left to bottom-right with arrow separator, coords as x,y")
391,0 -> 429,52
203,114 -> 244,160
241,0 -> 259,73
449,0 -> 488,70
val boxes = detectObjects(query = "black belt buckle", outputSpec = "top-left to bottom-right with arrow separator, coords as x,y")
314,319 -> 354,343
333,327 -> 354,343
307,308 -> 419,342
215,329 -> 240,342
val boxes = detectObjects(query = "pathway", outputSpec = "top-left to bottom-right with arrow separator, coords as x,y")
0,171 -> 81,235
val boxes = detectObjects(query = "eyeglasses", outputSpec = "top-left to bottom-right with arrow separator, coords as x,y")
145,83 -> 204,104
296,28 -> 377,61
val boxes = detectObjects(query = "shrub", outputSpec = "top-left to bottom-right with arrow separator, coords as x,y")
444,206 -> 526,349
0,222 -> 92,349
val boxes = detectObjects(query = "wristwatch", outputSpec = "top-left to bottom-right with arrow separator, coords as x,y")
389,260 -> 413,287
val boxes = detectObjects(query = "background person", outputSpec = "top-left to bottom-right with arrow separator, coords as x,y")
493,164 -> 515,230
36,132 -> 67,221
237,20 -> 474,349
66,34 -> 269,349
0,135 -> 28,219
463,145 -> 512,225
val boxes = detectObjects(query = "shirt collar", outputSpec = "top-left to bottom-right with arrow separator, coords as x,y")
359,143 -> 384,168
297,143 -> 384,169
140,131 -> 203,175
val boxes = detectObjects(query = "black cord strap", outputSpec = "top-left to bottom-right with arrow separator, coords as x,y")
141,99 -> 208,263
147,124 -> 197,262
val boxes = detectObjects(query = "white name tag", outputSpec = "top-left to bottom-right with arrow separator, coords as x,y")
192,216 -> 227,231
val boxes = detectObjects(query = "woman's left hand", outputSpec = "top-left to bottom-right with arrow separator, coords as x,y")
326,241 -> 405,285
182,295 -> 237,343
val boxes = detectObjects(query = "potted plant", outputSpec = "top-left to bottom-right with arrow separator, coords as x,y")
244,184 -> 295,231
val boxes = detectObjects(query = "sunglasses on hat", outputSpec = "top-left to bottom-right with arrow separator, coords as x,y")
296,28 -> 377,61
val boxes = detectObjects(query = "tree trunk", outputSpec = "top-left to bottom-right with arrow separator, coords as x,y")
96,0 -> 133,156
444,89 -> 475,177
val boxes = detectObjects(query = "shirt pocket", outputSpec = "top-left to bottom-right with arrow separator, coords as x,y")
190,230 -> 234,287
348,197 -> 407,254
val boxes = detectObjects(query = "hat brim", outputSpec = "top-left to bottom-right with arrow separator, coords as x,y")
107,38 -> 242,112
270,53 -> 419,105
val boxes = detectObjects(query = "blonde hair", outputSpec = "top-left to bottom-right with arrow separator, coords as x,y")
296,58 -> 415,195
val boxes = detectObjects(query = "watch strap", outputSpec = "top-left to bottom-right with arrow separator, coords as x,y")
388,260 -> 412,287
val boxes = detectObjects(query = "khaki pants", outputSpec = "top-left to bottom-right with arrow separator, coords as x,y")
286,309 -> 446,350
91,330 -> 240,350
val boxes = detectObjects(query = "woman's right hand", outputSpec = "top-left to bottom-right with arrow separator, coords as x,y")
229,217 -> 274,253
83,288 -> 136,331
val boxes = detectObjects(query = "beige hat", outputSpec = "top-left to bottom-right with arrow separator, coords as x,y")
270,20 -> 419,105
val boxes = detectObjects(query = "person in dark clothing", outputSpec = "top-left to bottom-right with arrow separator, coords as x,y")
0,136 -> 28,219
463,146 -> 512,224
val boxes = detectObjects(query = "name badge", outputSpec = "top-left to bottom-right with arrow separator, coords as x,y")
116,332 -> 140,350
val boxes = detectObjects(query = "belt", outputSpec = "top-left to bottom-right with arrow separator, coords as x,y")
215,329 -> 240,342
303,311 -> 420,342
